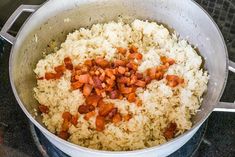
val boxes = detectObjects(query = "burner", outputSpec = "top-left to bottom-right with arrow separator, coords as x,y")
30,120 -> 208,157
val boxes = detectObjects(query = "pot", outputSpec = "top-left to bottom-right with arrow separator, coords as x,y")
0,0 -> 235,156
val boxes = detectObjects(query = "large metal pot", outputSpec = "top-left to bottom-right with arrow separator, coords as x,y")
1,0 -> 235,156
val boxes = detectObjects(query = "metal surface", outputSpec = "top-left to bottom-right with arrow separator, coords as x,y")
214,102 -> 235,112
0,0 -> 234,157
0,5 -> 40,44
229,60 -> 235,73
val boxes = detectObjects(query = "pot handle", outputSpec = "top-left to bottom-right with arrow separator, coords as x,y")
214,60 -> 235,112
0,5 -> 40,44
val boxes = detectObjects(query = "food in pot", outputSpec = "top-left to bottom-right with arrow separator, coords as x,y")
34,19 -> 209,151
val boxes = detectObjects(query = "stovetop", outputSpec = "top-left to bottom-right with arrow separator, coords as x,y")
0,0 -> 235,157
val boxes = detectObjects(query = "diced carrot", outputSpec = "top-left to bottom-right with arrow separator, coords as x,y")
164,123 -> 177,140
97,99 -> 105,107
135,99 -> 142,107
37,77 -> 44,80
61,119 -> 70,132
148,68 -> 157,79
98,103 -> 114,117
88,76 -> 95,86
178,78 -> 184,84
74,65 -> 82,70
95,57 -> 109,68
84,60 -> 93,67
99,72 -> 105,81
145,76 -> 152,84
62,112 -> 72,121
76,74 -> 90,84
114,59 -> 127,67
160,56 -> 175,65
84,111 -> 96,121
45,72 -> 62,80
117,47 -> 127,54
92,76 -> 103,89
54,65 -> 66,74
120,86 -> 133,94
118,77 -> 130,84
106,108 -> 118,119
155,71 -> 164,80
95,88 -> 103,96
129,45 -> 138,53
96,116 -> 105,131
167,80 -> 178,87
71,81 -> 83,90
157,64 -> 169,71
117,66 -> 126,74
135,80 -> 146,87
167,58 -> 175,65
112,113 -> 122,124
123,114 -> 132,121
81,66 -> 89,73
128,53 -> 143,60
106,78 -> 114,86
124,71 -> 131,77
71,114 -> 78,126
136,73 -> 143,80
105,69 -> 115,80
126,62 -> 138,71
160,56 -> 167,64
78,104 -> 90,114
127,93 -> 136,102
130,75 -> 137,85
87,104 -> 95,111
86,95 -> 102,107
64,57 -> 73,70
166,75 -> 179,81
166,75 -> 183,87
83,84 -> 93,97
105,85 -> 114,92
38,104 -> 49,114
58,131 -> 70,140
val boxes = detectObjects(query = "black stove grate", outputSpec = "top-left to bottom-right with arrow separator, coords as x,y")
196,0 -> 235,60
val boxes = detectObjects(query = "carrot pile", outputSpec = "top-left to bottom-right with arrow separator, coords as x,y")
38,46 -> 184,140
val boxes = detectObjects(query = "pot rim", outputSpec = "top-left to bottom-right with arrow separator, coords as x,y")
8,0 -> 229,155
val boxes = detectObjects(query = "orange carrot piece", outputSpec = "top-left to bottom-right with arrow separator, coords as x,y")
129,45 -> 138,53
96,116 -> 105,131
38,104 -> 49,114
71,114 -> 78,126
86,95 -> 102,107
76,74 -> 90,84
64,57 -> 73,70
84,111 -> 96,121
98,103 -> 114,117
123,114 -> 132,121
62,112 -> 72,121
127,93 -> 136,102
58,131 -> 70,140
71,81 -> 83,90
117,47 -> 127,54
135,80 -> 146,87
83,84 -> 93,97
112,113 -> 122,124
95,58 -> 109,68
54,65 -> 66,73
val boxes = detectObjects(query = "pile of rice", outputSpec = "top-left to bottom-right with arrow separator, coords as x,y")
34,19 -> 208,151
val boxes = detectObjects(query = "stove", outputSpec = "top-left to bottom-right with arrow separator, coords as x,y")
0,0 -> 234,157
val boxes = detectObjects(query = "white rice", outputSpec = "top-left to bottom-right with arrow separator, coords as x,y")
34,19 -> 209,151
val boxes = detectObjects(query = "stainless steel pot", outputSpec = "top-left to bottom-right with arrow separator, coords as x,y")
1,0 -> 235,157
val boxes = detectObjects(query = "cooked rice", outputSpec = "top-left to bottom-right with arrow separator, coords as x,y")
34,19 -> 209,151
